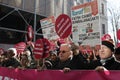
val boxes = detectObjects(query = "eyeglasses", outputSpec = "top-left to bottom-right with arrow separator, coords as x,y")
59,51 -> 70,53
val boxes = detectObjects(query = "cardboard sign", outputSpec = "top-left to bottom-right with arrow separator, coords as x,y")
55,14 -> 72,38
40,16 -> 58,40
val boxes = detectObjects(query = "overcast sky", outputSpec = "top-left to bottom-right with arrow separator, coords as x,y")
107,0 -> 120,5
107,0 -> 120,39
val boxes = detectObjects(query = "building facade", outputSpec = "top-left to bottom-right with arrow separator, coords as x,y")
0,0 -> 108,48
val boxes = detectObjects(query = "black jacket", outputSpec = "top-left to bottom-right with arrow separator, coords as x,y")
52,53 -> 88,70
2,58 -> 20,68
87,57 -> 120,70
69,53 -> 88,70
52,58 -> 71,70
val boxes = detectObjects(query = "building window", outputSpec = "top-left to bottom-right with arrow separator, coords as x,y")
101,3 -> 104,15
87,0 -> 92,2
102,24 -> 105,34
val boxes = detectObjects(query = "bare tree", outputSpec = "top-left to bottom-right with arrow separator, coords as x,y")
108,5 -> 120,46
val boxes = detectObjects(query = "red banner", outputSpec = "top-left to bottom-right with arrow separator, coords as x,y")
0,67 -> 120,80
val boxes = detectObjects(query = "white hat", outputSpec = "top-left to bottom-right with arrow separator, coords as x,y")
8,48 -> 17,57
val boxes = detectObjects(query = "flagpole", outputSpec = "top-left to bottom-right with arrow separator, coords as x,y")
34,0 -> 37,42
62,0 -> 64,13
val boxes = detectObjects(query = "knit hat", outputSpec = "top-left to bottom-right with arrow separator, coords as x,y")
102,40 -> 114,52
50,51 -> 57,56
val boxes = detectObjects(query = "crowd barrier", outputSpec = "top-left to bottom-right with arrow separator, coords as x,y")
0,67 -> 119,80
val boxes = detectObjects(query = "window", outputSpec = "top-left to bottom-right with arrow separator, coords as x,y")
87,0 -> 92,2
101,3 -> 104,15
102,24 -> 105,34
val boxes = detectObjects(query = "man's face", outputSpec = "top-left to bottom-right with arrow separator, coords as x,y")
50,53 -> 57,61
59,44 -> 72,61
99,45 -> 113,59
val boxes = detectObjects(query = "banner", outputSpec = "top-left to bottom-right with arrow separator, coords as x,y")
0,67 -> 120,80
71,0 -> 100,46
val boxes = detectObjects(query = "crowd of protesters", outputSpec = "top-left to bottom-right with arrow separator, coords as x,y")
0,38 -> 120,72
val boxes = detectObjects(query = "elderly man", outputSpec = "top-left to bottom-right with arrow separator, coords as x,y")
51,43 -> 88,71
88,40 -> 120,70
52,43 -> 73,69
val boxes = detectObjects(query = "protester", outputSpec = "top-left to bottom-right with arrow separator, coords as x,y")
51,43 -> 73,69
45,51 -> 59,69
19,53 -> 31,69
0,51 -> 7,66
87,40 -> 120,70
17,48 -> 37,69
26,41 -> 35,63
68,43 -> 88,70
23,49 -> 32,64
1,38 -> 120,72
50,43 -> 89,72
2,48 -> 21,68
114,46 -> 120,62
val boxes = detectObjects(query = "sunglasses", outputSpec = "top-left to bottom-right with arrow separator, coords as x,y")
59,51 -> 70,53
